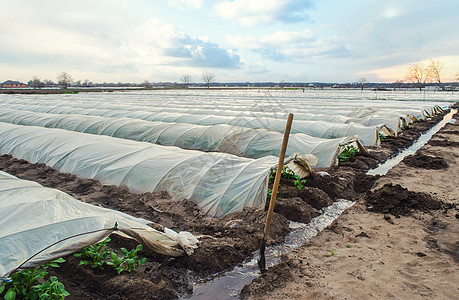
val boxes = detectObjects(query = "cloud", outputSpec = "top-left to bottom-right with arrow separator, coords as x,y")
132,19 -> 242,68
214,0 -> 314,26
168,0 -> 204,10
0,10 -> 242,82
382,7 -> 401,18
227,29 -> 347,61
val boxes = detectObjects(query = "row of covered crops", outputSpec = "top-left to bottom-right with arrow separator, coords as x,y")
0,91 -> 448,217
0,90 -> 450,277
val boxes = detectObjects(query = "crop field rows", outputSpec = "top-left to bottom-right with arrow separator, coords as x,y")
0,89 -> 456,299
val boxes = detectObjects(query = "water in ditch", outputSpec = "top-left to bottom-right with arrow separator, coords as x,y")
182,108 -> 456,299
182,199 -> 354,299
367,108 -> 457,176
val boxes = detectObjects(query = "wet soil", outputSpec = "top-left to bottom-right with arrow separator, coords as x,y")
0,108 -> 452,299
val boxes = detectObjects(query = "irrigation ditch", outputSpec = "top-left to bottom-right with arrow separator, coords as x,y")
0,107 -> 454,299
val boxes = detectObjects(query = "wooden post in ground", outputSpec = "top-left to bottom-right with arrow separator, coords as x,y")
258,113 -> 294,272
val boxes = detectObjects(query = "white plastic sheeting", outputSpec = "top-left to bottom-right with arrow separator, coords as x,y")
0,104 -> 383,146
0,123 -> 278,217
0,109 -> 360,167
0,171 -> 198,278
3,103 -> 403,132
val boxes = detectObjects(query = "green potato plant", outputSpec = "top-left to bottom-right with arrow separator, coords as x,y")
74,237 -> 111,270
338,145 -> 358,162
74,238 -> 147,274
0,259 -> 67,300
32,276 -> 69,300
293,175 -> 306,191
107,245 -> 147,274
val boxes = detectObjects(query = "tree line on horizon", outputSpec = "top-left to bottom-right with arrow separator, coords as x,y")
2,60 -> 458,90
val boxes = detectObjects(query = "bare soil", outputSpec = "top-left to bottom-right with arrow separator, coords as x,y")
0,108 -> 453,299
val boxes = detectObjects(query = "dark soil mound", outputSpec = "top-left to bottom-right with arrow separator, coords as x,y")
305,168 -> 377,201
299,187 -> 334,209
365,184 -> 446,216
305,168 -> 356,200
275,178 -> 334,222
429,138 -> 459,147
403,153 -> 449,169
354,173 -> 378,193
240,261 -> 293,299
338,153 -> 379,171
439,130 -> 459,135
275,197 -> 319,223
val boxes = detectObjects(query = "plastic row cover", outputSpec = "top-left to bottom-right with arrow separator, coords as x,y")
0,100 -> 407,133
70,103 -> 410,132
0,104 -> 384,146
0,171 -> 195,278
0,122 -> 277,217
68,105 -> 407,134
0,109 -> 360,168
14,94 -> 435,121
0,92 -> 445,120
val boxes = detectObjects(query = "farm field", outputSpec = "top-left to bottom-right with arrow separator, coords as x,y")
242,107 -> 459,300
0,89 -> 457,299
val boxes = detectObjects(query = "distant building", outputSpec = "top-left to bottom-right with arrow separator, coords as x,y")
1,80 -> 26,88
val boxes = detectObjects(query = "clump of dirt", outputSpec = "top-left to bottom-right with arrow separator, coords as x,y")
338,153 -> 380,171
240,261 -> 293,299
274,178 -> 335,223
429,138 -> 459,147
304,168 -> 377,201
365,183 -> 447,216
305,168 -> 356,200
403,152 -> 449,169
299,187 -> 334,209
275,197 -> 319,223
354,173 -> 379,193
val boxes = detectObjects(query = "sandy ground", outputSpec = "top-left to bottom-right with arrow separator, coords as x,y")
242,114 -> 458,299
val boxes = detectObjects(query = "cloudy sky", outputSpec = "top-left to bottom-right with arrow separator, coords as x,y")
1,0 -> 458,84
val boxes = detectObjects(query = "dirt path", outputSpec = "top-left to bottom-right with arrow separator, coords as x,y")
242,114 -> 458,299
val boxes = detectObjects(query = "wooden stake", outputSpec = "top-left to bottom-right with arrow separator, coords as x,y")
258,113 -> 294,272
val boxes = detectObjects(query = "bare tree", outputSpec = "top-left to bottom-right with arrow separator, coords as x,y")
181,74 -> 192,87
57,72 -> 73,89
427,59 -> 445,89
202,72 -> 215,88
143,80 -> 152,88
279,79 -> 285,88
358,77 -> 367,92
405,64 -> 428,92
31,76 -> 43,89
